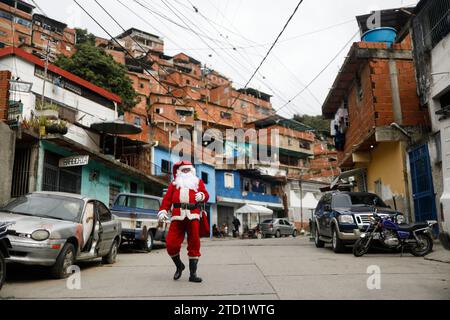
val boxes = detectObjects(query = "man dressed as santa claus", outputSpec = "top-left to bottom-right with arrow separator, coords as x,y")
158,160 -> 209,283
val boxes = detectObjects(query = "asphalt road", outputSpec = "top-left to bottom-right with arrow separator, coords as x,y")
1,237 -> 449,300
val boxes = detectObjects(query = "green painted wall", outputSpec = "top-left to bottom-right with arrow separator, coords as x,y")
39,141 -> 146,206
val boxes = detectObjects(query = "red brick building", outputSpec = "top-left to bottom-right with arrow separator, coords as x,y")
322,8 -> 431,218
0,0 -> 33,48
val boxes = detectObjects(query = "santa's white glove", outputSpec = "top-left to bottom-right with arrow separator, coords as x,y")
158,210 -> 169,222
195,192 -> 205,202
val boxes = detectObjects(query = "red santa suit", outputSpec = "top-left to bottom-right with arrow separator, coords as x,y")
158,161 -> 209,259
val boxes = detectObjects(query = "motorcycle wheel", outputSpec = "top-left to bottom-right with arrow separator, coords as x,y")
410,234 -> 433,257
0,251 -> 5,291
353,237 -> 370,257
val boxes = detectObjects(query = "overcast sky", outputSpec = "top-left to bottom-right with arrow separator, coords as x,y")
32,0 -> 419,117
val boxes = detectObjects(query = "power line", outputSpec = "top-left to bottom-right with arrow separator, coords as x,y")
162,18 -> 355,51
276,30 -> 360,114
159,0 -> 249,85
109,0 -> 262,126
154,0 -> 280,119
179,0 -> 304,116
183,0 -> 327,112
230,0 -> 305,109
72,0 -> 204,126
113,0 -> 233,124
130,0 -> 236,47
131,0 -> 265,120
182,0 -> 324,114
137,0 -> 314,119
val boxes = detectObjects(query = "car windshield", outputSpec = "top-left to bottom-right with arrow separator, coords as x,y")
332,194 -> 389,208
262,219 -> 273,224
2,194 -> 84,222
114,195 -> 159,211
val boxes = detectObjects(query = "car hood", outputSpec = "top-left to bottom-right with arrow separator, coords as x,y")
0,211 -> 76,235
335,206 -> 400,215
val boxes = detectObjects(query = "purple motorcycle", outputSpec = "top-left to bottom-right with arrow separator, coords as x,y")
353,213 -> 437,257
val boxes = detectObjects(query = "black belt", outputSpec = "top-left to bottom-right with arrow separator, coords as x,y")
173,203 -> 200,210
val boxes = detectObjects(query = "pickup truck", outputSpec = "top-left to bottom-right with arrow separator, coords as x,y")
111,193 -> 168,252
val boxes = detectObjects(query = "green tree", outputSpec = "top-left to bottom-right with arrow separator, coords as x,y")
74,28 -> 96,45
294,114 -> 330,135
55,43 -> 138,110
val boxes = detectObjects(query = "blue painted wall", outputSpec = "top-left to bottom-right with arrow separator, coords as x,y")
195,163 -> 216,204
153,147 -> 216,204
216,170 -> 281,204
153,146 -> 181,176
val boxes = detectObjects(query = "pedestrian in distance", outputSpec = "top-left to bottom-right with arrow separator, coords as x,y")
232,216 -> 241,237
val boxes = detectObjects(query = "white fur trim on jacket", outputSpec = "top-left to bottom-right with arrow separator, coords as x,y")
171,210 -> 200,221
179,188 -> 190,204
178,165 -> 194,171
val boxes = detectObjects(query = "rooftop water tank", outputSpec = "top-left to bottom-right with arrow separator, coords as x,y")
362,27 -> 397,48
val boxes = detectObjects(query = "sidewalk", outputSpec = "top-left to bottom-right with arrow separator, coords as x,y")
425,243 -> 450,264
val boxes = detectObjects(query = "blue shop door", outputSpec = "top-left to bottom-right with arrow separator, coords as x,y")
409,144 -> 438,234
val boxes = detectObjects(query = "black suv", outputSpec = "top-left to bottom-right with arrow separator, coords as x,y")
313,192 -> 403,253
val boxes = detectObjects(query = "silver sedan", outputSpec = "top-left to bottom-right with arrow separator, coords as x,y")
0,192 -> 122,279
260,218 -> 298,238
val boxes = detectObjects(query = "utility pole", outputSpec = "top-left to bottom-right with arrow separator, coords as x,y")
41,39 -> 51,110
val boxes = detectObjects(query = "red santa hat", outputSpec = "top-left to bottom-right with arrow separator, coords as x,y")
172,160 -> 194,178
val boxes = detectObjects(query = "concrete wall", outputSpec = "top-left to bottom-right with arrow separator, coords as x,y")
286,180 -> 326,229
429,33 -> 450,231
0,122 -> 15,206
0,56 -> 116,127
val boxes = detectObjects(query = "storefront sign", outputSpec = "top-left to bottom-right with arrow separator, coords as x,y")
59,155 -> 89,168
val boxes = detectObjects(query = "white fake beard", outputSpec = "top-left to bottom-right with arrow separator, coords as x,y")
173,170 -> 200,191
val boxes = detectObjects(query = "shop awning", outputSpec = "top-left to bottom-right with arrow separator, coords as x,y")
91,119 -> 142,135
235,204 -> 273,215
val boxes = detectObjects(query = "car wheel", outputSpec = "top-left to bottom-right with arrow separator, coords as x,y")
141,230 -> 154,252
292,230 -> 297,238
51,243 -> 76,279
275,230 -> 281,238
0,251 -> 6,290
314,225 -> 325,248
331,226 -> 345,253
103,240 -> 119,264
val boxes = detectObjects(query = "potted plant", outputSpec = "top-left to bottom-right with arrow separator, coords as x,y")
35,100 -> 59,119
57,120 -> 68,135
45,120 -> 68,135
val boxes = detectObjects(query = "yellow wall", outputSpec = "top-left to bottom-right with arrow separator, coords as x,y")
362,142 -> 408,213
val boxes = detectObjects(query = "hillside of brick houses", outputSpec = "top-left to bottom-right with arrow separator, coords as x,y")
94,28 -> 340,183
0,0 -> 339,185
0,0 -> 345,233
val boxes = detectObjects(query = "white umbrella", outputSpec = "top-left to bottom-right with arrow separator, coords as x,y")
235,204 -> 273,215
235,204 -> 274,232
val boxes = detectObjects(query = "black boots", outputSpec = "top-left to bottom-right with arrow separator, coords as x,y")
189,259 -> 202,283
171,255 -> 185,281
171,256 -> 202,282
